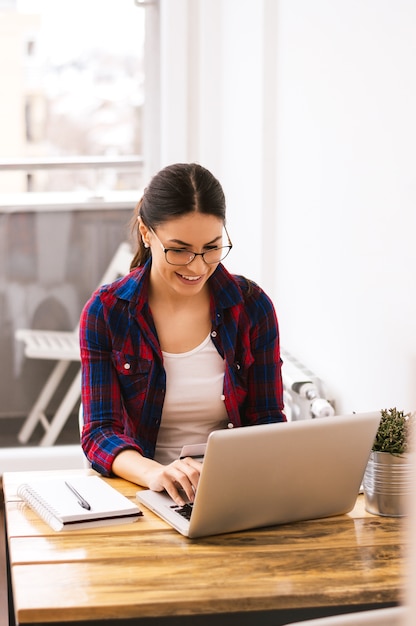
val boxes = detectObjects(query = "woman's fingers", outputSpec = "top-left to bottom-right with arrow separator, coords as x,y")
149,458 -> 202,506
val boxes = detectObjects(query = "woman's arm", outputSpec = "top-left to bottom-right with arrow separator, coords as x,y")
79,289 -> 146,474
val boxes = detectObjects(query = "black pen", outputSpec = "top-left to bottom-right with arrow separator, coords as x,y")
65,481 -> 91,510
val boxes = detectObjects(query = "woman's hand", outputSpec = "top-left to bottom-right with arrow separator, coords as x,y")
112,449 -> 202,507
146,457 -> 202,506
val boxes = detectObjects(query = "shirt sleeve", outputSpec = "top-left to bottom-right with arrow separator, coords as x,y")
79,290 -> 143,476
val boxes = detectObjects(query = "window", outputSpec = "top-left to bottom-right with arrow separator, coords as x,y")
0,0 -> 146,194
0,0 -> 153,457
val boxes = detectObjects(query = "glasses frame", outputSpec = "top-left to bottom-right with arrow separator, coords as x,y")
149,225 -> 233,266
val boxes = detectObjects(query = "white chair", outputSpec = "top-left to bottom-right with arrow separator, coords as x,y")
285,606 -> 407,625
78,404 -> 91,468
16,241 -> 133,446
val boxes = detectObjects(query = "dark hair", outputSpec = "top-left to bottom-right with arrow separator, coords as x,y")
130,163 -> 226,269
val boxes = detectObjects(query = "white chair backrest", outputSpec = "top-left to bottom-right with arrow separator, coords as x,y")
98,241 -> 133,287
78,404 -> 92,468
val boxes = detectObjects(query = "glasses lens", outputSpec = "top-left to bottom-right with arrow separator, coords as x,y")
203,247 -> 231,264
165,250 -> 195,265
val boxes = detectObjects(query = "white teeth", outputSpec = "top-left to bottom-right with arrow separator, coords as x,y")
180,274 -> 200,281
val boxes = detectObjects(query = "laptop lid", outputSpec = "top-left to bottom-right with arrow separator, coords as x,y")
137,411 -> 380,539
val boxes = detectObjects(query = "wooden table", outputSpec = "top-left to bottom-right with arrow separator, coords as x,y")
3,468 -> 406,626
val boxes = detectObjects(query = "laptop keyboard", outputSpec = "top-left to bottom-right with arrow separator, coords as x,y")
171,503 -> 194,521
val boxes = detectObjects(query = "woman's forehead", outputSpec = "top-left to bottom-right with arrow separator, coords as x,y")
157,213 -> 224,241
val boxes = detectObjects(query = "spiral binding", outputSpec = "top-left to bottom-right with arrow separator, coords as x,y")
17,483 -> 64,531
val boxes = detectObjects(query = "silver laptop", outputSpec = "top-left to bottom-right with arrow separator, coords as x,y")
136,412 -> 380,538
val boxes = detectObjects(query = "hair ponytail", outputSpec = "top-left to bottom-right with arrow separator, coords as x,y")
129,198 -> 151,270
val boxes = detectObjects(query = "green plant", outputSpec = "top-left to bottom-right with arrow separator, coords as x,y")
372,407 -> 415,455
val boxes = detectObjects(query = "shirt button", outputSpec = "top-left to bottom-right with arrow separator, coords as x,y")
220,394 -> 225,401
211,330 -> 217,338
124,363 -> 131,370
227,422 -> 234,429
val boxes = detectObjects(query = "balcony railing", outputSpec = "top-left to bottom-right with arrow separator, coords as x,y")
0,155 -> 144,171
0,155 -> 144,212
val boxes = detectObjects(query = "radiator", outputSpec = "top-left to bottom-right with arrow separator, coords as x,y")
281,348 -> 335,421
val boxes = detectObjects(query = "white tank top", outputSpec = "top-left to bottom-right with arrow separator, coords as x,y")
154,333 -> 228,465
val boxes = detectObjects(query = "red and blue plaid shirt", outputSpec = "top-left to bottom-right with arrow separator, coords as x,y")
79,261 -> 285,475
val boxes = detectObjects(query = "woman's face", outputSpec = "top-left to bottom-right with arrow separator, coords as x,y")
141,212 -> 225,299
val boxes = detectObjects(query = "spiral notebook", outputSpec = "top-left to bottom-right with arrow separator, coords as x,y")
17,475 -> 143,531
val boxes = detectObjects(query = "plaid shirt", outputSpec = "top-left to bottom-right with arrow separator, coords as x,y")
79,261 -> 285,475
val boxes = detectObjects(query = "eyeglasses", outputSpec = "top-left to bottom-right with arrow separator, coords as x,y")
149,226 -> 233,266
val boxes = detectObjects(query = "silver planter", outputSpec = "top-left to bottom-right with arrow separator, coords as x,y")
363,450 -> 414,517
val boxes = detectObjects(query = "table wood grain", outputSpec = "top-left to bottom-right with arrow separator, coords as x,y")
3,469 -> 406,624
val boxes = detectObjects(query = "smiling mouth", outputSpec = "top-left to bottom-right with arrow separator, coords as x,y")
177,273 -> 203,282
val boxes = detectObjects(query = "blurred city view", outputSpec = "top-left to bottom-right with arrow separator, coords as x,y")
0,0 -> 145,193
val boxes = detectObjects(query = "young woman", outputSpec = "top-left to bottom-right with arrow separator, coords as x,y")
80,163 -> 285,505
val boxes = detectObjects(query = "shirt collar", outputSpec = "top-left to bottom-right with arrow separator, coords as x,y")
208,264 -> 244,310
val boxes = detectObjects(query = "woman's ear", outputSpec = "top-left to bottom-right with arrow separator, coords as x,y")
138,218 -> 150,248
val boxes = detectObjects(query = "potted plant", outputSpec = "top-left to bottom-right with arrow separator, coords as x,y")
363,407 -> 415,517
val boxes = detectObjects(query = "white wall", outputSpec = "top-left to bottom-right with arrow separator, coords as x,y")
273,0 -> 416,414
156,0 -> 416,415
158,0 -> 271,286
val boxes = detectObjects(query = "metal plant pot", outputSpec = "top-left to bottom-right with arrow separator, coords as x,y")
363,450 -> 414,517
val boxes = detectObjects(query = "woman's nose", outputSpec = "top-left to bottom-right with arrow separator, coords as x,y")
188,253 -> 208,271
